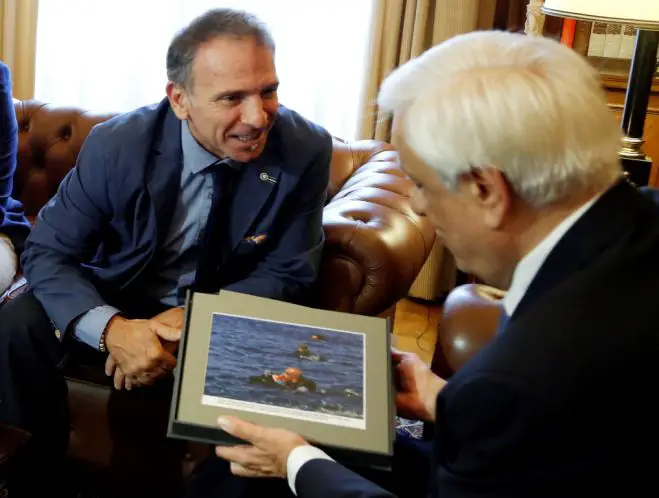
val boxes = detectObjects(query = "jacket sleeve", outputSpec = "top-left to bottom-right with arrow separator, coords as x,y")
0,61 -> 30,254
21,127 -> 114,335
295,459 -> 395,498
436,372 -> 550,493
224,133 -> 332,304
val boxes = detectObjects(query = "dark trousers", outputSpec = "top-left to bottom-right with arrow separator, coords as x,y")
0,292 -> 70,494
185,434 -> 433,498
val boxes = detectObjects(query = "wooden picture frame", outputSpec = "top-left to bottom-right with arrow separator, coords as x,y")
168,290 -> 396,470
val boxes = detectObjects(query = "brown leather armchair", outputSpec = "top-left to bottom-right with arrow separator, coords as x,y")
432,283 -> 505,379
10,100 -> 435,495
420,283 -> 504,442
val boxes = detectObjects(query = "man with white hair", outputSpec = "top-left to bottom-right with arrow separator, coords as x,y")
192,31 -> 659,498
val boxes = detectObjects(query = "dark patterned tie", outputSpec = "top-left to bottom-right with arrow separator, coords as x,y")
193,163 -> 240,293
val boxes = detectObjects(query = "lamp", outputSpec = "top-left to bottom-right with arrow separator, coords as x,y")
542,0 -> 659,186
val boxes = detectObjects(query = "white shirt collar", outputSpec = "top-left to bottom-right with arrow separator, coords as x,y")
503,195 -> 600,317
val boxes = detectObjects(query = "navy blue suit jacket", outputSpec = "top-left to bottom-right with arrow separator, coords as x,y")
0,61 -> 30,254
21,98 -> 332,334
295,180 -> 659,498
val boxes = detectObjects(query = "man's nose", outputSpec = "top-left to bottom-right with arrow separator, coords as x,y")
241,97 -> 267,128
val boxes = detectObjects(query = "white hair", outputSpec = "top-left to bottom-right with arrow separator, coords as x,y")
377,31 -> 623,207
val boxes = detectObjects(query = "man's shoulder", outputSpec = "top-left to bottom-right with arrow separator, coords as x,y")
85,98 -> 170,152
272,105 -> 333,162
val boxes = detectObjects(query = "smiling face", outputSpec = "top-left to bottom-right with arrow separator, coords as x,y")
167,35 -> 279,162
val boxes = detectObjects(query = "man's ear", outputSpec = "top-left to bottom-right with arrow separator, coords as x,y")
166,81 -> 190,120
464,166 -> 511,229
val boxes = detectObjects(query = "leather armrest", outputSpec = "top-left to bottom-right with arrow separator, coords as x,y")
317,141 -> 436,315
431,284 -> 505,378
423,283 -> 505,439
0,424 -> 31,468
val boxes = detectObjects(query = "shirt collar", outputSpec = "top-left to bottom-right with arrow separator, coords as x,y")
502,194 -> 600,317
181,120 -> 231,174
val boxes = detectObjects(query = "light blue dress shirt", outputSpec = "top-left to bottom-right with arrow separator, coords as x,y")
73,121 -> 229,348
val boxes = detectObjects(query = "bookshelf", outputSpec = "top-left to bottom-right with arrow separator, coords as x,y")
559,23 -> 658,91
515,0 -> 659,186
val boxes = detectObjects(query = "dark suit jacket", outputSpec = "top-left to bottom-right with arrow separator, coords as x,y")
296,179 -> 659,498
0,61 -> 30,254
21,98 -> 332,334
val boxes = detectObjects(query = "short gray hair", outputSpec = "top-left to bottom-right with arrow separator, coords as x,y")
378,31 -> 623,207
166,8 -> 275,89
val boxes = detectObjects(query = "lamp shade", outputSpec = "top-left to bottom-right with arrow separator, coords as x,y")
542,0 -> 659,29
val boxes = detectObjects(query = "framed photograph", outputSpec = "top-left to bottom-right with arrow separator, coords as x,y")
168,291 -> 395,469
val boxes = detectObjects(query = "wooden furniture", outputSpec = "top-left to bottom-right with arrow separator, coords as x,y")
491,1 -> 659,186
607,81 -> 659,186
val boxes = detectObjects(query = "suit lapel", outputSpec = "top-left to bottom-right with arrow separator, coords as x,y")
228,139 -> 283,251
514,179 -> 645,319
147,104 -> 183,246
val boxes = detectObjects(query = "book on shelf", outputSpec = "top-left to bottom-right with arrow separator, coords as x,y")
540,17 -> 658,84
540,16 -> 657,62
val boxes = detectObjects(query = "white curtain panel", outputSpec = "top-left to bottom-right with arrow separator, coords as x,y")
34,0 -> 375,140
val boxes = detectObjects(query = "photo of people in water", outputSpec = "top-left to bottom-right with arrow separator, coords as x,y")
201,312 -> 366,429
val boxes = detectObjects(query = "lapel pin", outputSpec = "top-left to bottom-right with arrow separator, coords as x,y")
259,172 -> 278,184
245,234 -> 267,244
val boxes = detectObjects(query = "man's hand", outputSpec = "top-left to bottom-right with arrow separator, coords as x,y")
393,348 -> 446,422
104,316 -> 181,389
215,416 -> 308,478
105,307 -> 184,390
105,355 -> 132,390
152,306 -> 185,329
152,306 -> 184,355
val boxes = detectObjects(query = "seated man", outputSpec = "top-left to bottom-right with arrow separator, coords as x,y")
0,61 -> 30,296
0,7 -> 331,493
199,31 -> 659,498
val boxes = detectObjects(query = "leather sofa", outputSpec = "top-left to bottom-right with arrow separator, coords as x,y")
8,99 -> 436,496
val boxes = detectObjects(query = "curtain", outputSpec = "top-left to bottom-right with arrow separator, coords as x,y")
359,0 -> 481,141
357,0 -> 481,301
33,0 -> 375,141
0,0 -> 39,99
525,0 -> 546,36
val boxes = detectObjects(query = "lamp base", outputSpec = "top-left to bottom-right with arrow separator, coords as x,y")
620,155 -> 653,187
619,136 -> 647,160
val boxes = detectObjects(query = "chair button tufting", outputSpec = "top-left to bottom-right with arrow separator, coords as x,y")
60,124 -> 72,140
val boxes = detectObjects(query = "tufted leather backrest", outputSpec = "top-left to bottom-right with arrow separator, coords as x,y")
327,139 -> 398,199
14,100 -> 116,219
317,139 -> 433,313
